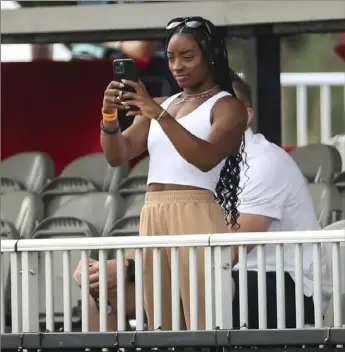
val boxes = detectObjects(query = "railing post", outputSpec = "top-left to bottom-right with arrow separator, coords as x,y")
214,246 -> 233,329
21,252 -> 39,332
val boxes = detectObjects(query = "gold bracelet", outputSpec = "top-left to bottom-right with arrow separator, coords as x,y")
156,109 -> 166,122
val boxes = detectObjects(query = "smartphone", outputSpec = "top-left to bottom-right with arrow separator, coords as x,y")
113,58 -> 139,112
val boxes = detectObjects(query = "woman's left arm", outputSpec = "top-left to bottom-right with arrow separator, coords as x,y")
122,80 -> 248,172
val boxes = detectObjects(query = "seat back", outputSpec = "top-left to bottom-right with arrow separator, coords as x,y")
1,177 -> 23,194
1,191 -> 44,238
61,153 -> 130,191
1,152 -> 55,193
115,157 -> 149,193
41,177 -> 100,216
289,144 -> 342,183
1,221 -> 20,322
49,192 -> 124,236
334,172 -> 345,220
307,183 -> 342,228
107,193 -> 145,237
327,133 -> 345,172
32,217 -> 98,325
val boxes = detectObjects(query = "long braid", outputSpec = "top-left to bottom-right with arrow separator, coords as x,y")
165,19 -> 246,231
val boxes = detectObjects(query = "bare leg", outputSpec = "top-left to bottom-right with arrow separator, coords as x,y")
88,282 -> 136,331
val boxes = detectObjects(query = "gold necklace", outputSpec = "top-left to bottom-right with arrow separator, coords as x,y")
173,86 -> 219,105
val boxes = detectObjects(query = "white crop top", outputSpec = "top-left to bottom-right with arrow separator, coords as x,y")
147,91 -> 231,191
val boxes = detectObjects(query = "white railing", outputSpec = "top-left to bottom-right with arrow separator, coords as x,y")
1,230 -> 344,334
280,72 -> 345,147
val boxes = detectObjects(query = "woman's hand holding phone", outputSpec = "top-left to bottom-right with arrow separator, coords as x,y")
102,81 -> 128,114
120,79 -> 164,120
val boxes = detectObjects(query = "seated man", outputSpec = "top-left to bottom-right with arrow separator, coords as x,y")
74,75 -> 332,330
228,74 -> 332,328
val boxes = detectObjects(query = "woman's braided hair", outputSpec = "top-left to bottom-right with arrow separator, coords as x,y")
165,18 -> 246,231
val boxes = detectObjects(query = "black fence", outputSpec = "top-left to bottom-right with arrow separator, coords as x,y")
2,328 -> 345,352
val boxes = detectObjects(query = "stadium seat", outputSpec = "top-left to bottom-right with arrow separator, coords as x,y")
40,192 -> 124,237
307,183 -> 342,227
1,220 -> 20,324
60,153 -> 130,192
41,178 -> 99,216
32,216 -> 97,326
1,152 -> 55,194
322,220 -> 345,327
1,191 -> 44,239
31,192 -> 122,326
333,172 -> 345,220
41,153 -> 130,215
327,133 -> 345,172
333,171 -> 345,186
289,144 -> 342,183
1,177 -> 23,193
107,193 -> 145,237
116,157 -> 149,194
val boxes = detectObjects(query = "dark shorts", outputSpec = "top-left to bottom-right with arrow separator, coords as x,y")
232,270 -> 315,329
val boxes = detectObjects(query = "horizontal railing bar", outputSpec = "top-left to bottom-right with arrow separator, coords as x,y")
2,328 -> 345,348
5,235 -> 211,252
1,230 -> 344,253
0,239 -> 17,252
280,72 -> 345,86
209,230 -> 345,246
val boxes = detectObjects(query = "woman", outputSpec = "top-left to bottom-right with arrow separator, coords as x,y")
100,17 -> 248,330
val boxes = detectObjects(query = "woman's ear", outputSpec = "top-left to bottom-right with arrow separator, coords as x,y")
246,107 -> 254,127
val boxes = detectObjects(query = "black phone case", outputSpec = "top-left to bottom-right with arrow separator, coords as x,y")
113,59 -> 140,129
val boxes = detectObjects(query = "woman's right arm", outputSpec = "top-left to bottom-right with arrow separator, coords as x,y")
100,81 -> 167,166
101,114 -> 149,166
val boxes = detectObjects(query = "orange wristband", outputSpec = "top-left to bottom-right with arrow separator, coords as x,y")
102,110 -> 118,121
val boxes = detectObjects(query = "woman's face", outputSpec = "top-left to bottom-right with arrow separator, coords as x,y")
167,33 -> 212,89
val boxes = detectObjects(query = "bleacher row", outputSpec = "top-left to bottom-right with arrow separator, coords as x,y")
1,143 -> 345,242
1,152 -> 149,240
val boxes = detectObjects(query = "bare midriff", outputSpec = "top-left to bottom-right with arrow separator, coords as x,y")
147,183 -> 207,192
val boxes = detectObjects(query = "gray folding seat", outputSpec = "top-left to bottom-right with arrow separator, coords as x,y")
327,133 -> 345,172
107,193 -> 145,237
333,172 -> 345,220
31,192 -> 122,325
333,172 -> 345,186
307,183 -> 342,228
289,144 -> 342,183
1,220 -> 20,326
322,220 -> 345,327
116,157 -> 149,194
60,153 -> 130,192
1,152 -> 55,194
41,153 -> 129,215
1,191 -> 44,239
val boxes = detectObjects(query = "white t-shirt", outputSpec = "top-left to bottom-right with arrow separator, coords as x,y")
233,129 -> 332,312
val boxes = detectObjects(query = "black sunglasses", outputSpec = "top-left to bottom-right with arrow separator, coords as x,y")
166,17 -> 212,34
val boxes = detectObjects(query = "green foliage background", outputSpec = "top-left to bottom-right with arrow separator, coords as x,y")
227,34 -> 345,145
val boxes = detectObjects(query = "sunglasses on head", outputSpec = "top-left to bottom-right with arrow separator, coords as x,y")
166,17 -> 212,34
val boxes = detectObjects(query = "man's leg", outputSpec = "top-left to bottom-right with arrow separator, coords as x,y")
88,282 -> 136,331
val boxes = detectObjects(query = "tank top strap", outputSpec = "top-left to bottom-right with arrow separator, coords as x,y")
202,91 -> 232,110
160,92 -> 182,109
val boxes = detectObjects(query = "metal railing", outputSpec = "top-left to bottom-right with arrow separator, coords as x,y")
1,230 -> 344,337
280,72 -> 345,147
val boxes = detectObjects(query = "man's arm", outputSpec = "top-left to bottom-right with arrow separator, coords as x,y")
229,153 -> 289,264
230,214 -> 272,264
